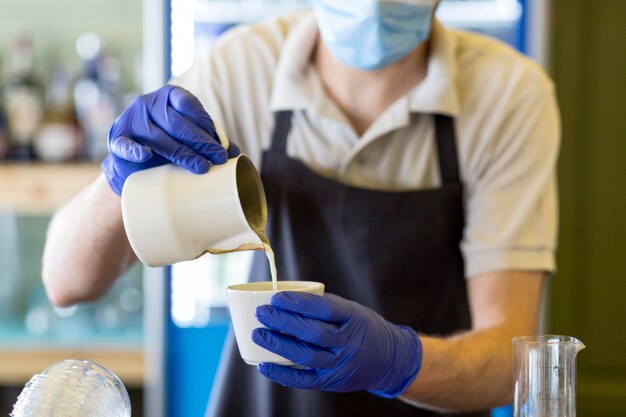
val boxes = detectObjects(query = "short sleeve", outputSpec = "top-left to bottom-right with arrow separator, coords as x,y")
461,87 -> 561,278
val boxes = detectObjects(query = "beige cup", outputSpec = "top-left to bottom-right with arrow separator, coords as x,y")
226,281 -> 325,365
121,155 -> 267,266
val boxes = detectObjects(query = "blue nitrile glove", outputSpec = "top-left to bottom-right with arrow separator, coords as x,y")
101,85 -> 240,195
252,292 -> 423,398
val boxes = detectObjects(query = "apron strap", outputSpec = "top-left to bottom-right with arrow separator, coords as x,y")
269,110 -> 294,153
434,114 -> 460,185
270,111 -> 460,186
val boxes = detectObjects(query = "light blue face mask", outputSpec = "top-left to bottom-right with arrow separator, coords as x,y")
310,0 -> 437,71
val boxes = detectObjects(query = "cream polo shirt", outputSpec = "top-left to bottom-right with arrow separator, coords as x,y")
173,9 -> 560,278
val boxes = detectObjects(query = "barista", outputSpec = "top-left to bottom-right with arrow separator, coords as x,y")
42,0 -> 559,415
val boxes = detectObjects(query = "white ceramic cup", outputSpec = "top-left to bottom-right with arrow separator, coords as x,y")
226,281 -> 325,365
121,155 -> 267,267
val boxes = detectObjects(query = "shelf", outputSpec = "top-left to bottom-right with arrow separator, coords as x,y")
0,164 -> 101,214
0,163 -> 143,389
0,348 -> 144,387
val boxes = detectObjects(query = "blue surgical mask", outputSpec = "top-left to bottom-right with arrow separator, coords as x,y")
310,0 -> 437,71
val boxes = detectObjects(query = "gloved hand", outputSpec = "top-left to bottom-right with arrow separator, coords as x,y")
101,85 -> 240,195
252,292 -> 423,398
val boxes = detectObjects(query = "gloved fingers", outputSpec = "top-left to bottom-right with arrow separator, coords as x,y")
168,107 -> 240,159
167,86 -> 218,137
270,292 -> 353,323
167,86 -> 241,158
109,136 -> 153,163
226,141 -> 240,158
252,328 -> 339,369
154,107 -> 228,164
257,363 -> 325,390
256,305 -> 346,348
129,121 -> 211,174
104,152 -> 171,195
165,145 -> 211,174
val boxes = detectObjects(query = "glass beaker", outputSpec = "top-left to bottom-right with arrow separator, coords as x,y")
513,335 -> 585,417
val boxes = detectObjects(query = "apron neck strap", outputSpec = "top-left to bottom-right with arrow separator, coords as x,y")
270,111 -> 460,185
269,110 -> 293,153
434,114 -> 460,185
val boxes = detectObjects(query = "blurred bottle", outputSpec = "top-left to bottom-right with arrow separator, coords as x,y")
34,64 -> 83,162
73,32 -> 121,162
1,34 -> 44,161
0,58 -> 9,159
0,102 -> 9,160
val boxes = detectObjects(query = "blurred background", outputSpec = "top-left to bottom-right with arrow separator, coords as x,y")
0,0 -> 624,416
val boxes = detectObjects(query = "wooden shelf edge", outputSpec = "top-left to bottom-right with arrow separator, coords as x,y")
0,347 -> 144,387
0,163 -> 101,214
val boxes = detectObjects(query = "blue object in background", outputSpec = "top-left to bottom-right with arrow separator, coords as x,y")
492,404 -> 513,417
164,260 -> 232,417
518,0 -> 528,53
166,318 -> 230,417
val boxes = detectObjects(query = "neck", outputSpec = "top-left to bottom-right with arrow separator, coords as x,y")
313,39 -> 430,136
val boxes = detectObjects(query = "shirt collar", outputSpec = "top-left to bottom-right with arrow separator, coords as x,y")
270,13 -> 460,117
269,13 -> 320,112
407,19 -> 460,116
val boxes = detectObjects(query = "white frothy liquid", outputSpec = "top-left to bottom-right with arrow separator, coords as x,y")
259,232 -> 278,291
264,242 -> 278,291
239,166 -> 277,290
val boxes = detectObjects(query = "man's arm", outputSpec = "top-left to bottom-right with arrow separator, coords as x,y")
42,174 -> 137,306
252,270 -> 544,411
401,270 -> 545,412
42,85 -> 238,307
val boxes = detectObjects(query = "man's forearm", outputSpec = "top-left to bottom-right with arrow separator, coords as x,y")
401,271 -> 544,412
401,327 -> 516,413
42,174 -> 137,306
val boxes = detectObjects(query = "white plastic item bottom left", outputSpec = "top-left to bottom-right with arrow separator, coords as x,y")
11,359 -> 131,417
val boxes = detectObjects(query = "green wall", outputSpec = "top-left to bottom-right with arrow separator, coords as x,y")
550,1 -> 626,415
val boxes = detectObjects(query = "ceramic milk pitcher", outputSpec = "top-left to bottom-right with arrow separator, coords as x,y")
121,154 -> 267,266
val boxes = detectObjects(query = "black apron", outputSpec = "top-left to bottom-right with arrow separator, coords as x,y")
207,111 -> 489,417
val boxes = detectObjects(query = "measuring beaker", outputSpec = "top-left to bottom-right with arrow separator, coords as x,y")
513,335 -> 585,417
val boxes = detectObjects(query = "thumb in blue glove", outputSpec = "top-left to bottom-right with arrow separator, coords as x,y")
252,292 -> 423,398
102,84 -> 240,195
